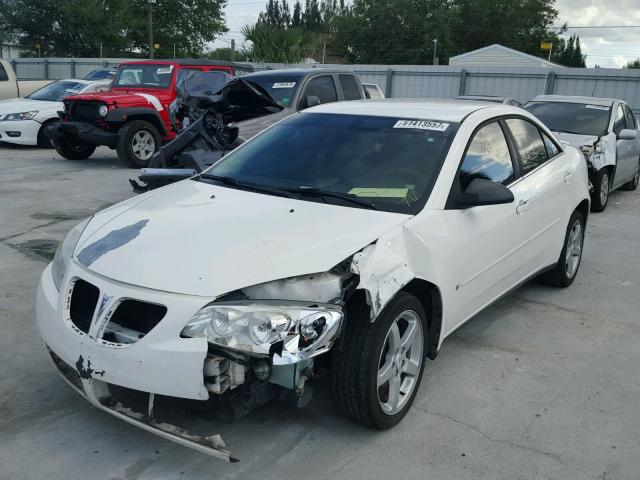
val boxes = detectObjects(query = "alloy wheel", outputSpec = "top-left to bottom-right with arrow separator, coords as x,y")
600,171 -> 609,206
565,220 -> 583,279
131,130 -> 156,161
377,310 -> 424,415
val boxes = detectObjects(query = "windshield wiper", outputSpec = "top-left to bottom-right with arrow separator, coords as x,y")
198,174 -> 296,198
283,186 -> 378,210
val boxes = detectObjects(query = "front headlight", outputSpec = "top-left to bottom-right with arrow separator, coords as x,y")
1,111 -> 38,121
98,105 -> 109,118
181,301 -> 343,364
51,218 -> 91,291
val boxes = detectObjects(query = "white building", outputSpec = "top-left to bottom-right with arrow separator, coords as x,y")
449,44 -> 564,68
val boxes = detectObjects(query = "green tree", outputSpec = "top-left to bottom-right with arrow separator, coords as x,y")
552,34 -> 586,67
242,23 -> 318,63
2,0 -> 227,57
626,59 -> 640,68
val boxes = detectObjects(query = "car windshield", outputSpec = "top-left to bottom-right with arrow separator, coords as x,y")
243,75 -> 301,107
84,69 -> 115,80
112,64 -> 174,89
26,81 -> 86,101
200,113 -> 456,214
524,101 -> 611,136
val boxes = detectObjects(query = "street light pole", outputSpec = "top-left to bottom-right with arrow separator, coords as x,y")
432,38 -> 438,65
148,0 -> 156,59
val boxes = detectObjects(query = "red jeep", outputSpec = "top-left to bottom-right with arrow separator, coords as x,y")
49,59 -> 252,168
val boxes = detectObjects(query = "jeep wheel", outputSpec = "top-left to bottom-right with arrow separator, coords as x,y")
331,291 -> 427,429
116,120 -> 160,168
590,168 -> 610,212
52,137 -> 96,160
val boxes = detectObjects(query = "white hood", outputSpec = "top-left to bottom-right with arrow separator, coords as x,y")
0,98 -> 60,116
553,131 -> 599,148
74,180 -> 410,298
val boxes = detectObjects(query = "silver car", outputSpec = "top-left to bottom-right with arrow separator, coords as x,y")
525,95 -> 640,212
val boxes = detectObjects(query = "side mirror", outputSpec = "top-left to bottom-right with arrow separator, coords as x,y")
618,128 -> 638,140
454,178 -> 514,208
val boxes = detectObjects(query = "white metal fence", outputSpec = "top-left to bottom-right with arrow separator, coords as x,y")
8,57 -> 640,112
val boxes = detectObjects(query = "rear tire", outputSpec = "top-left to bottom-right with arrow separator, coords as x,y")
116,120 -> 160,169
52,137 -> 96,160
590,168 -> 610,212
331,292 -> 427,429
541,210 -> 585,288
622,159 -> 639,191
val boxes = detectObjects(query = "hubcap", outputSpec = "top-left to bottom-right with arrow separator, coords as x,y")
600,172 -> 609,206
565,220 -> 583,279
377,310 -> 424,416
131,130 -> 156,161
635,161 -> 640,186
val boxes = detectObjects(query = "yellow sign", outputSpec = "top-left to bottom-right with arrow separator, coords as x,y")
154,43 -> 160,49
540,42 -> 553,51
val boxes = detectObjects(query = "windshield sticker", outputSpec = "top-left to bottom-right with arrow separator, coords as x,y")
273,82 -> 296,89
393,120 -> 449,131
585,104 -> 609,111
156,66 -> 174,75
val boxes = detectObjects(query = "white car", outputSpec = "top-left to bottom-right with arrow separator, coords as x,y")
525,95 -> 640,212
37,99 -> 590,461
0,79 -> 111,146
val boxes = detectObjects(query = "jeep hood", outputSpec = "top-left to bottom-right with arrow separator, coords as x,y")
66,90 -> 167,109
75,180 -> 409,298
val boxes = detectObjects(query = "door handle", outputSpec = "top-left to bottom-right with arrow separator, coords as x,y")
516,198 -> 530,215
628,145 -> 633,151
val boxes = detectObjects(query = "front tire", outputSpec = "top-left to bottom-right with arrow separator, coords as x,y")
37,119 -> 58,148
590,168 -> 610,212
116,120 -> 160,168
541,210 -> 585,288
52,137 -> 96,160
331,292 -> 427,429
622,159 -> 639,191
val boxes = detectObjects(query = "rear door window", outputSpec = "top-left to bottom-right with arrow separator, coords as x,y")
301,76 -> 338,105
505,119 -> 549,174
0,63 -> 8,81
339,74 -> 361,101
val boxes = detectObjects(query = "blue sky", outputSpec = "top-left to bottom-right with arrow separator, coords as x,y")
215,0 -> 640,68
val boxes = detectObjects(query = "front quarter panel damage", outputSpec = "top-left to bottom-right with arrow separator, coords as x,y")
351,225 -> 423,319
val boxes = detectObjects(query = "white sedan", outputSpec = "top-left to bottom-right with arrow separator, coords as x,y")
36,99 -> 590,461
0,79 -> 110,146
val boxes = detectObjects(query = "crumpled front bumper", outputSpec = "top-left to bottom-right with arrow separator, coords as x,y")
36,263 -> 237,461
48,121 -> 119,148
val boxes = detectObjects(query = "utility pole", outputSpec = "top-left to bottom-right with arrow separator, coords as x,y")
148,0 -> 156,59
100,42 -> 103,59
230,39 -> 235,61
322,42 -> 326,64
432,39 -> 438,65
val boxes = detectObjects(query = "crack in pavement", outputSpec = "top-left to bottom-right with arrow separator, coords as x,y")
416,407 -> 597,480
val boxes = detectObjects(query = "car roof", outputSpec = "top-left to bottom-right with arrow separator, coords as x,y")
529,95 -> 620,107
306,98 -> 501,122
457,95 -> 510,102
53,78 -> 102,85
119,59 -> 253,69
244,68 -> 349,79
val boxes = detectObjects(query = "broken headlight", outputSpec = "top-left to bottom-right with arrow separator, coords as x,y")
181,302 -> 343,362
51,218 -> 91,291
